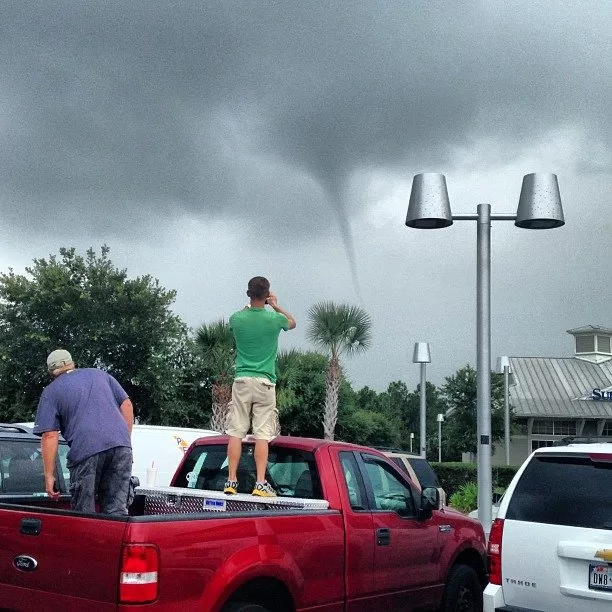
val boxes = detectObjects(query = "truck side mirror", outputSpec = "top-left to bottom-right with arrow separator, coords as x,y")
421,487 -> 440,513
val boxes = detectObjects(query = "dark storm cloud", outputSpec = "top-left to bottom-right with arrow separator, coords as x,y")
0,1 -> 609,240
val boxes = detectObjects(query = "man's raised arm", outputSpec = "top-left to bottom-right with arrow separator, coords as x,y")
267,293 -> 296,329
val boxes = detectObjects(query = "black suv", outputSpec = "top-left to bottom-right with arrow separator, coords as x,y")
0,423 -> 70,498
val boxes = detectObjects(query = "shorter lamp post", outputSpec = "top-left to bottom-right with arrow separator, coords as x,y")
413,342 -> 431,458
497,356 -> 513,465
410,432 -> 415,453
437,413 -> 445,462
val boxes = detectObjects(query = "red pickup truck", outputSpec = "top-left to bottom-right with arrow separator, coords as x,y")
0,435 -> 487,611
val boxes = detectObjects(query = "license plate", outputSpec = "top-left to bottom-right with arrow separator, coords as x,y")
589,564 -> 612,591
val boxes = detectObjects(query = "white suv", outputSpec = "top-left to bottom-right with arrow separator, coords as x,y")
484,439 -> 612,611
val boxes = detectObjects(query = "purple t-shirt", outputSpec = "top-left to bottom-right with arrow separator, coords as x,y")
34,368 -> 131,467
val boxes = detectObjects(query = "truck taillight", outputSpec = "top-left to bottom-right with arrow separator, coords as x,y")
119,544 -> 159,604
487,518 -> 504,585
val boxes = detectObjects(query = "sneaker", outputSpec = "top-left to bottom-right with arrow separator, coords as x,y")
223,479 -> 238,495
252,481 -> 277,497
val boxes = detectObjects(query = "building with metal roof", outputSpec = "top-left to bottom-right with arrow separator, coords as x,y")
492,325 -> 612,465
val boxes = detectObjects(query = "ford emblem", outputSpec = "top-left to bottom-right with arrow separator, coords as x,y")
13,555 -> 37,571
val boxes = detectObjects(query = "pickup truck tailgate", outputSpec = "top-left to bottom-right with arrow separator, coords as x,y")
0,505 -> 127,611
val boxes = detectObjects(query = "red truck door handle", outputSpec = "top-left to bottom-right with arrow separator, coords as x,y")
376,528 -> 391,546
20,518 -> 41,536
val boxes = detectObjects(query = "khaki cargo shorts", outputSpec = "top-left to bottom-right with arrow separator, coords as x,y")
225,377 -> 280,441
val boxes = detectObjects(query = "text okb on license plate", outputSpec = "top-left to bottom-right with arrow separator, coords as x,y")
589,564 -> 612,591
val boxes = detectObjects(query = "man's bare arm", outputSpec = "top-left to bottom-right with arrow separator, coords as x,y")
275,305 -> 296,330
266,293 -> 296,329
41,431 -> 60,499
120,398 -> 134,435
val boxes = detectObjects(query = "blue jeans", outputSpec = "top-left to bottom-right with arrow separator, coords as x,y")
69,446 -> 133,515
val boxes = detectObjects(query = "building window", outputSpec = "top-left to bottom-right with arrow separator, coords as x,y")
603,421 -> 612,436
597,335 -> 611,354
531,439 -> 555,451
532,419 -> 577,436
532,420 -> 553,435
576,335 -> 595,353
554,420 -> 578,436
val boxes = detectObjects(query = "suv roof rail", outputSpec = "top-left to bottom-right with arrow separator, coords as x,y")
0,423 -> 32,434
552,436 -> 612,447
374,446 -> 419,455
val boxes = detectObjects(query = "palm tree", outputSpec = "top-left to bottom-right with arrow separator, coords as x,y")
195,319 -> 235,432
275,348 -> 301,397
307,302 -> 372,440
274,349 -> 301,426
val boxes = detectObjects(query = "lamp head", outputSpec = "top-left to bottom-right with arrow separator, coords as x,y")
515,173 -> 564,229
413,342 -> 431,363
497,356 -> 512,373
406,173 -> 453,229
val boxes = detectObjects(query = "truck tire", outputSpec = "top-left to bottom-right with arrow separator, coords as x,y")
441,563 -> 482,612
222,603 -> 270,612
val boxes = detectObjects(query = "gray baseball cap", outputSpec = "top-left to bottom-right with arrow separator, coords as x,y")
46,349 -> 73,371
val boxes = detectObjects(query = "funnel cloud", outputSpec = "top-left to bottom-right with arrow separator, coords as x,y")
0,1 -> 610,389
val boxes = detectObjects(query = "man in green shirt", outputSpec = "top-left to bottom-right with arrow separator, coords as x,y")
224,276 -> 296,497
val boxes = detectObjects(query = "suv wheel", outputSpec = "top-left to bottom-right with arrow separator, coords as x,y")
441,563 -> 482,612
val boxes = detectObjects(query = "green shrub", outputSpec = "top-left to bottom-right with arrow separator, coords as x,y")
432,462 -> 519,500
449,481 -> 478,513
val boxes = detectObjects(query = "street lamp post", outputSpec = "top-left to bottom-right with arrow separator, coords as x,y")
410,432 -> 414,453
413,342 -> 431,459
497,356 -> 512,465
406,173 -> 564,532
437,413 -> 444,462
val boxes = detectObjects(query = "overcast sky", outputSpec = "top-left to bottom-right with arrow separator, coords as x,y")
1,1 -> 610,391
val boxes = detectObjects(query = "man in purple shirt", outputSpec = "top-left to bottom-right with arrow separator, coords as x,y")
34,349 -> 134,515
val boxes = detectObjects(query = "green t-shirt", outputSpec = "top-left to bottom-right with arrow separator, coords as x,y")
229,307 -> 289,383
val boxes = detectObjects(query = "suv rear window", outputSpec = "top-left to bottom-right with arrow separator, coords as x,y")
506,454 -> 612,530
407,457 -> 440,488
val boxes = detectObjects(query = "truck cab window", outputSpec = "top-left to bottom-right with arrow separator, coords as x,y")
362,455 -> 415,516
175,443 -> 323,499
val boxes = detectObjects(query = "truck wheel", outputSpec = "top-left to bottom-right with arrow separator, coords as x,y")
222,603 -> 270,612
441,564 -> 482,612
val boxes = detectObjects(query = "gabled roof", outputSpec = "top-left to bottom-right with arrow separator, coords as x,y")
567,325 -> 612,335
509,356 -> 612,418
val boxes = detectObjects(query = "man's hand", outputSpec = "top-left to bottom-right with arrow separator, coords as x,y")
45,474 -> 60,500
266,292 -> 278,308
